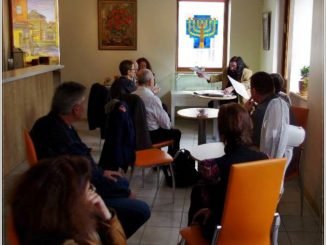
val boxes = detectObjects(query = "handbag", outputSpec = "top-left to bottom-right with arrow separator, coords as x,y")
198,159 -> 220,183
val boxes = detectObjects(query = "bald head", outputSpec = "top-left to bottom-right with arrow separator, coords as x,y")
137,69 -> 155,86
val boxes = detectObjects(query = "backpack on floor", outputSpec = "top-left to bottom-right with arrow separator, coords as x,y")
162,149 -> 199,187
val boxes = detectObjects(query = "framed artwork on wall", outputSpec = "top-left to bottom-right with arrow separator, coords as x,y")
98,0 -> 137,50
262,12 -> 271,50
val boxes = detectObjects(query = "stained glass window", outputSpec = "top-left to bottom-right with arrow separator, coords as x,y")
177,0 -> 228,71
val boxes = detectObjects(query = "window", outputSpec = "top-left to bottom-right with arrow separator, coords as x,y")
177,0 -> 229,72
10,0 -> 60,65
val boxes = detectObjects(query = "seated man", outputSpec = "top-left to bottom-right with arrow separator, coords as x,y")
132,69 -> 181,157
30,81 -> 150,238
110,59 -> 137,99
244,71 -> 290,158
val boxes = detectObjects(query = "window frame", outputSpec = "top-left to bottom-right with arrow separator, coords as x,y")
176,0 -> 229,72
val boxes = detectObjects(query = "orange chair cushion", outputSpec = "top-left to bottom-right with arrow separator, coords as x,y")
180,225 -> 209,245
152,140 -> 174,149
135,149 -> 173,167
7,212 -> 20,245
23,129 -> 38,166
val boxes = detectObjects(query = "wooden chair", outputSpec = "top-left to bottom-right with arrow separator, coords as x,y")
180,158 -> 286,245
23,129 -> 38,166
286,106 -> 309,215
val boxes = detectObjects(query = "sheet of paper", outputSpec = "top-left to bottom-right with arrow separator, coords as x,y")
227,75 -> 250,99
190,66 -> 210,80
194,90 -> 224,97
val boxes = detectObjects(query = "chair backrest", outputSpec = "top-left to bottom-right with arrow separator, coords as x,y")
216,158 -> 286,245
291,106 -> 309,129
121,93 -> 152,150
7,211 -> 20,245
23,129 -> 38,166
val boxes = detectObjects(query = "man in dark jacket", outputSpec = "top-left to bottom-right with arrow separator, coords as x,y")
30,81 -> 150,238
110,59 -> 137,99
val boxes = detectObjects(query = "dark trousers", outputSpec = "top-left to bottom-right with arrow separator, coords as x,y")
104,197 -> 151,238
149,127 -> 181,157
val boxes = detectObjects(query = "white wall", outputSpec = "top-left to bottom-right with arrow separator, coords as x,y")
229,0 -> 262,72
58,0 -> 263,109
302,0 -> 324,216
58,0 -> 177,108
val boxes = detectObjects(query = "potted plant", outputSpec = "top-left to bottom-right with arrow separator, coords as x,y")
299,66 -> 309,96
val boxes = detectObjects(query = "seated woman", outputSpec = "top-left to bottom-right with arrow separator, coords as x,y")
188,103 -> 268,242
10,155 -> 126,245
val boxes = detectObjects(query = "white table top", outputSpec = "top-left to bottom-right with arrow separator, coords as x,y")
189,142 -> 225,161
177,108 -> 219,119
195,93 -> 237,101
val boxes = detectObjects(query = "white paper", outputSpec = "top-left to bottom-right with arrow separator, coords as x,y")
190,66 -> 210,80
194,90 -> 224,97
227,75 -> 250,99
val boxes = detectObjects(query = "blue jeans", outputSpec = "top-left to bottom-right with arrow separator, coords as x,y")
104,197 -> 151,238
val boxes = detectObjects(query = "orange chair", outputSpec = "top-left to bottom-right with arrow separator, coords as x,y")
23,129 -> 38,166
7,212 -> 20,245
286,106 -> 309,215
131,148 -> 175,206
152,139 -> 174,149
180,158 -> 286,245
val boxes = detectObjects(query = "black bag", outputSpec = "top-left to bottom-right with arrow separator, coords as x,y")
162,149 -> 199,187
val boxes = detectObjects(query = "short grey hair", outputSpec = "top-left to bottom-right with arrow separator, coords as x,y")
51,81 -> 86,115
137,69 -> 154,86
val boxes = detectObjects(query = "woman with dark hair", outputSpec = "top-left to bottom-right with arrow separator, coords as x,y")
188,103 -> 268,242
270,73 -> 291,105
10,156 -> 126,245
136,57 -> 153,71
197,56 -> 252,107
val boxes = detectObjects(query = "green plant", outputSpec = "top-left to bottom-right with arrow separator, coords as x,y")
300,66 -> 310,78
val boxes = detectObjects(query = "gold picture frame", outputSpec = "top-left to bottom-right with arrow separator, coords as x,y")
98,0 -> 137,50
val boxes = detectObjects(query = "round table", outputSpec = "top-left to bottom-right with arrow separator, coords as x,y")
193,91 -> 237,140
189,142 -> 225,161
177,108 -> 219,145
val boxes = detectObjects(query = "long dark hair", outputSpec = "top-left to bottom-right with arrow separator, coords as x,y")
136,57 -> 153,71
10,155 -> 95,244
218,103 -> 253,152
227,56 -> 248,81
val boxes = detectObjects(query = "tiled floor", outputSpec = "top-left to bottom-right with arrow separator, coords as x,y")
4,118 -> 323,244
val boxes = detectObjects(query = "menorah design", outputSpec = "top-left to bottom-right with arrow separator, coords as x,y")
186,15 -> 218,48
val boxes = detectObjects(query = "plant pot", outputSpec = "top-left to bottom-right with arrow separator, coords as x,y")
299,78 -> 308,96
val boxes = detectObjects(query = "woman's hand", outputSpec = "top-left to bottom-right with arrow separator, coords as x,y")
87,189 -> 112,221
223,86 -> 234,95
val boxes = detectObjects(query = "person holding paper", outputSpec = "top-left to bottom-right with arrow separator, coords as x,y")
197,56 -> 252,95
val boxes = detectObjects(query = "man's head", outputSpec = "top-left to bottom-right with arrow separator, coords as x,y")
250,72 -> 275,103
136,69 -> 155,88
119,59 -> 137,79
51,81 -> 86,120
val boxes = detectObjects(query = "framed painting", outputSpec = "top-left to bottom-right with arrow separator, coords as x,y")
98,0 -> 137,50
262,12 -> 271,50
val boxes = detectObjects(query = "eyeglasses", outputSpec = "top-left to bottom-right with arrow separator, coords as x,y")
89,183 -> 96,192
